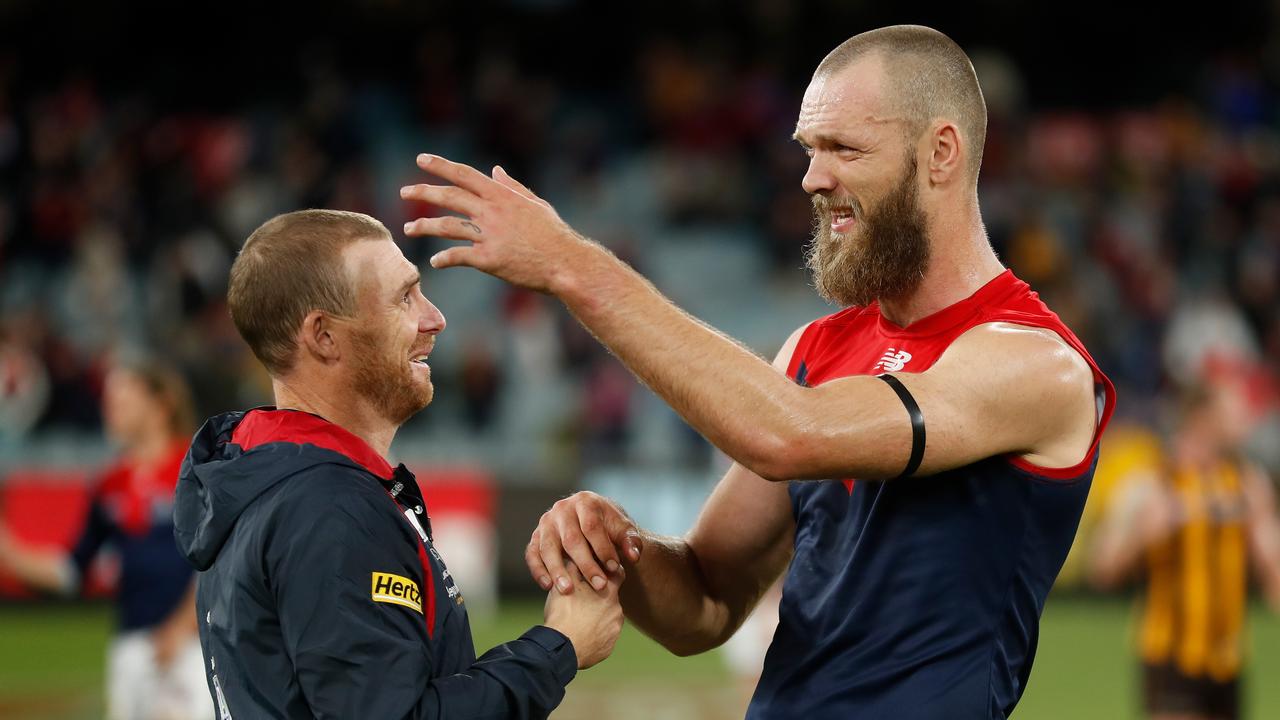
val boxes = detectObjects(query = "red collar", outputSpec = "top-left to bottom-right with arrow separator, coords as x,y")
230,408 -> 394,480
873,269 -> 1021,338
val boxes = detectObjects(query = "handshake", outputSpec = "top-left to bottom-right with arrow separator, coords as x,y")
529,492 -> 642,670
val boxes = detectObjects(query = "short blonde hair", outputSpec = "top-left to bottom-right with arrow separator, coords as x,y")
228,209 -> 389,375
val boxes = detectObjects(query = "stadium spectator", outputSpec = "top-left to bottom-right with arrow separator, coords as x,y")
1090,372 -> 1280,720
0,358 -> 209,720
172,209 -> 623,719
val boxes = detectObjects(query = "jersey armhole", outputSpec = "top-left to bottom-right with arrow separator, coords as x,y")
786,322 -> 823,383
991,319 -> 1118,481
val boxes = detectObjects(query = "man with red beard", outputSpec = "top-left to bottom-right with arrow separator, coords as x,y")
172,209 -> 623,719
403,25 -> 1115,720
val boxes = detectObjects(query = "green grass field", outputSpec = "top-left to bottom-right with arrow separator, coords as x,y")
2,595 -> 1278,719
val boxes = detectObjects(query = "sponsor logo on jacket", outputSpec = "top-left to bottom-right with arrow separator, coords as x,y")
371,572 -> 423,614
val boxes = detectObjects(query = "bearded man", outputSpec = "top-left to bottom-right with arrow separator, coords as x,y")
402,25 -> 1116,719
172,209 -> 623,719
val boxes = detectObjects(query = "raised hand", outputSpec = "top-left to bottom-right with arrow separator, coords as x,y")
401,155 -> 596,294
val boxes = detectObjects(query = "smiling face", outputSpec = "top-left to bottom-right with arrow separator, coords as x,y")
795,54 -> 931,307
341,239 -> 446,426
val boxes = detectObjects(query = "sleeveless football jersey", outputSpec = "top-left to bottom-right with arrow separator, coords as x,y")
748,269 -> 1116,720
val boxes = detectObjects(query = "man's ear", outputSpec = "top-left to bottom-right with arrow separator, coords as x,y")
297,310 -> 341,364
925,120 -> 964,187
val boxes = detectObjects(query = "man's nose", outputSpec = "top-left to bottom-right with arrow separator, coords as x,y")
420,299 -> 446,334
801,154 -> 838,195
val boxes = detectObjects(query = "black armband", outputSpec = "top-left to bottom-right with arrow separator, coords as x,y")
877,373 -> 925,478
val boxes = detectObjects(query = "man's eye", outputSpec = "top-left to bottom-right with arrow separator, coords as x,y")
402,292 -> 412,304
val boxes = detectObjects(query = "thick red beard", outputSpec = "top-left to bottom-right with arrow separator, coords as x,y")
805,155 -> 931,308
349,324 -> 434,426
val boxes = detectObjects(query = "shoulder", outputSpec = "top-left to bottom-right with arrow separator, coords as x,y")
269,465 -> 402,533
937,321 -> 1093,390
923,321 -> 1097,444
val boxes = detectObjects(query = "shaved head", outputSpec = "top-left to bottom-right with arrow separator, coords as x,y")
816,25 -> 987,181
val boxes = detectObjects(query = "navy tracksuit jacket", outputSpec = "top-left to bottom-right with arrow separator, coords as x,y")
174,408 -> 576,719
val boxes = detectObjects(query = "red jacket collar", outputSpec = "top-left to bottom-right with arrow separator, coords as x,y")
230,408 -> 394,480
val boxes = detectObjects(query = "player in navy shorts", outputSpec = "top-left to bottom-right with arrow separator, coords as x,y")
403,24 -> 1116,719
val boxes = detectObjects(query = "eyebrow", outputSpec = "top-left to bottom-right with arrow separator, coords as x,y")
793,132 -> 849,149
398,272 -> 421,293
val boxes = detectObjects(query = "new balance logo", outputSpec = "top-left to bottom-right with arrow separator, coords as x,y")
873,348 -> 912,372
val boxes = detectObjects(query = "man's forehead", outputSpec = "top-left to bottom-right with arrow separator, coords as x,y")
796,56 -> 900,136
344,237 -> 417,291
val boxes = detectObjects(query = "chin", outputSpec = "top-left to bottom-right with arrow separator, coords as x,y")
406,381 -> 435,417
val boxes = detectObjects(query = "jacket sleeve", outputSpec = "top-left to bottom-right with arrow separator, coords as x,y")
269,482 -> 576,720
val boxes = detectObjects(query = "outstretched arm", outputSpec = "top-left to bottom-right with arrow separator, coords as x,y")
403,155 -> 1098,482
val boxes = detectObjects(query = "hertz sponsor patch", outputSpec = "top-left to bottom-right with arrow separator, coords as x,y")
371,572 -> 423,614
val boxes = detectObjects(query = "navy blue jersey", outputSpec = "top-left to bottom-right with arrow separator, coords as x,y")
71,442 -> 193,631
748,270 -> 1116,720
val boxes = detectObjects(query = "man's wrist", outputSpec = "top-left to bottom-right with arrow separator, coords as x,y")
548,234 -> 612,303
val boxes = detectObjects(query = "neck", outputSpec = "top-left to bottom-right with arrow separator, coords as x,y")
877,200 -> 1003,327
272,374 -> 397,457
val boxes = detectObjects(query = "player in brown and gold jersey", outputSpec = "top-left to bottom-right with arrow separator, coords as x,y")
1091,378 -> 1280,720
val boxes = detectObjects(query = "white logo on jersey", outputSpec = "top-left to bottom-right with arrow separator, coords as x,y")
873,348 -> 913,372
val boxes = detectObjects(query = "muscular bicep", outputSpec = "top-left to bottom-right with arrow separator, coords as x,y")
797,322 -> 1099,480
909,323 -> 1098,474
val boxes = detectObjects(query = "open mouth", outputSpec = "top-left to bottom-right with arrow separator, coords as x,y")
410,352 -> 431,367
830,208 -> 856,232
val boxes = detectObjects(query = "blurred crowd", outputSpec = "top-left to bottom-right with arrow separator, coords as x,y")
0,20 -> 1278,483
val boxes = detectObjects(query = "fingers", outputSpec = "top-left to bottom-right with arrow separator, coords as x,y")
537,522 -> 574,595
399,183 -> 485,217
429,246 -> 479,270
525,529 -> 553,591
605,512 -> 643,564
492,165 -> 545,205
562,560 -> 587,585
557,511 -> 610,592
621,528 -> 642,563
577,502 -> 623,576
416,154 -> 497,199
404,214 -> 484,241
